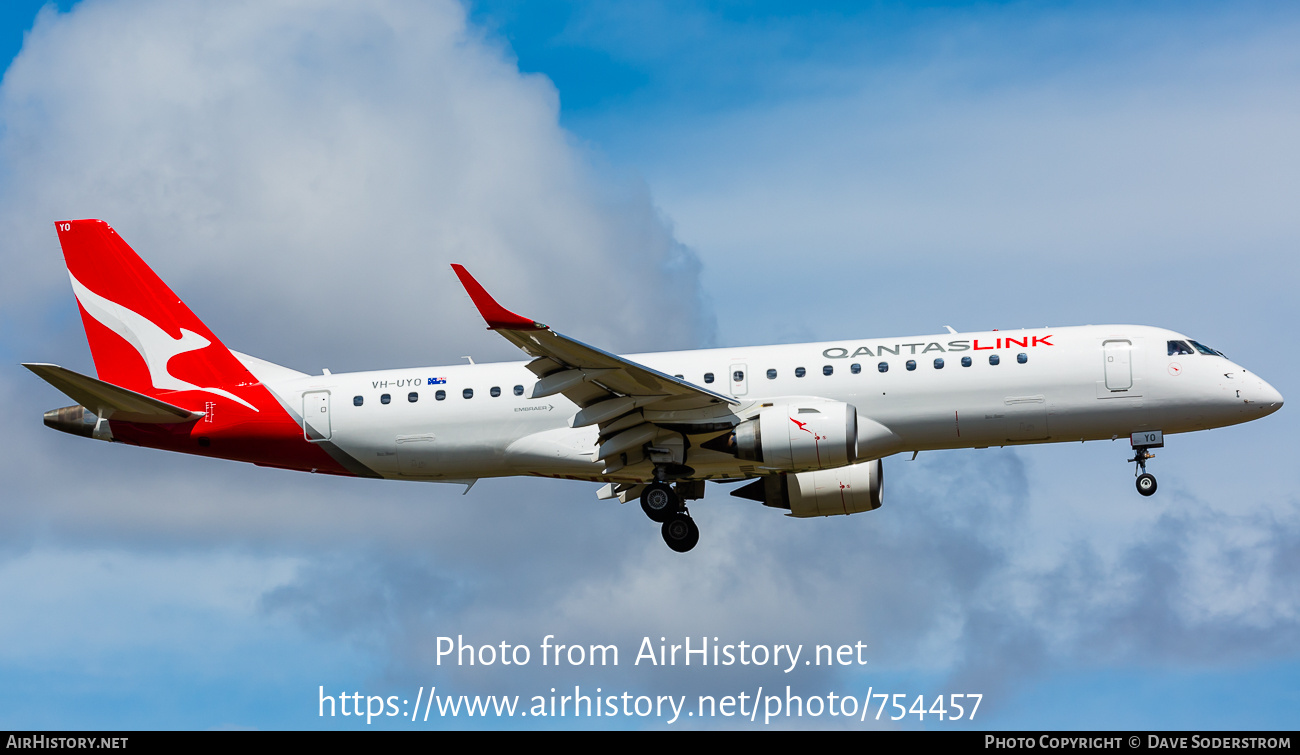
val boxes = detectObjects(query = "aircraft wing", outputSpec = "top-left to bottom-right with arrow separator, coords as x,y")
24,363 -> 205,423
452,265 -> 737,471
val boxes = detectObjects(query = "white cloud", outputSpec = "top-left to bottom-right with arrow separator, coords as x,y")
0,0 -> 712,373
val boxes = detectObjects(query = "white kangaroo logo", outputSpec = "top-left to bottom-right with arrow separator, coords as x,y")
69,271 -> 259,412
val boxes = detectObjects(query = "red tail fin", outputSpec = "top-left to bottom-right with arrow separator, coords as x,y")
55,220 -> 263,414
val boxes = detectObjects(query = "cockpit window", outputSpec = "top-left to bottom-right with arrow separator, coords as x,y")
1168,340 -> 1194,356
1189,340 -> 1225,357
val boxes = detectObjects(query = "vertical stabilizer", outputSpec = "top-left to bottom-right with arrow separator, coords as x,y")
54,220 -> 263,414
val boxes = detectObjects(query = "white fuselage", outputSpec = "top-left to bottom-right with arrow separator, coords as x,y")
257,324 -> 1283,484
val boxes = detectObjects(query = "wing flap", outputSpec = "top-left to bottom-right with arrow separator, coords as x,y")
530,367 -> 618,399
571,395 -> 668,428
24,363 -> 204,423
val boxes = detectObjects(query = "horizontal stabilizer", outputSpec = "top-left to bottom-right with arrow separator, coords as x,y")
23,363 -> 204,423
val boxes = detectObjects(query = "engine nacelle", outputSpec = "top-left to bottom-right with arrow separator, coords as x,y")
732,400 -> 859,471
731,458 -> 884,518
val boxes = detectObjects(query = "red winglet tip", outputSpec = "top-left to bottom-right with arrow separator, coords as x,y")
450,264 -> 541,330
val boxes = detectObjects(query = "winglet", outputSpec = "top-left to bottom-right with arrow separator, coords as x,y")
451,264 -> 546,330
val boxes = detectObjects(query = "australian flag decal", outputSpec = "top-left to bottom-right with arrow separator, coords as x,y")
427,377 -> 447,385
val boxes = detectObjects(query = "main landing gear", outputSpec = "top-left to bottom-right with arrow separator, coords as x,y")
1127,430 -> 1164,497
661,511 -> 700,553
640,482 -> 677,522
639,477 -> 701,553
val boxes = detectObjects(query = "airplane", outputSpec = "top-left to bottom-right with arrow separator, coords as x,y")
26,220 -> 1285,553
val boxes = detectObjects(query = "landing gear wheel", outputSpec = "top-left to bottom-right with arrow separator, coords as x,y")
1128,444 -> 1159,497
640,482 -> 679,522
661,512 -> 699,553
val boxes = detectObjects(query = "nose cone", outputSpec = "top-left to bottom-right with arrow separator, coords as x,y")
1255,376 -> 1284,416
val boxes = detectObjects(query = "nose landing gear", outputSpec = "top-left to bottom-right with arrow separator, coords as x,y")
1134,466 -> 1157,496
1127,431 -> 1163,497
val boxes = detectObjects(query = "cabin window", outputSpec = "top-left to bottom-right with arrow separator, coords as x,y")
514,385 -> 524,396
820,365 -> 831,376
408,392 -> 418,403
878,362 -> 889,373
435,390 -> 446,401
934,358 -> 944,369
850,363 -> 861,374
704,372 -> 715,384
490,386 -> 501,397
989,354 -> 1000,365
1017,353 -> 1028,364
795,367 -> 806,378
1168,340 -> 1194,356
732,370 -> 744,383
961,356 -> 972,367
353,396 -> 364,406
463,388 -> 474,399
906,360 -> 916,371
674,374 -> 683,379
381,393 -> 391,405
766,369 -> 777,380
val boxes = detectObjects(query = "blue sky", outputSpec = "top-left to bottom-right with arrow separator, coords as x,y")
1,0 -> 1297,730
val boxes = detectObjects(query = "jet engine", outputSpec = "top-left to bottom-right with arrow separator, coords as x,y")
731,458 -> 884,518
708,400 -> 859,472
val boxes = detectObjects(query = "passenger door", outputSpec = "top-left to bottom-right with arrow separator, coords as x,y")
1103,340 -> 1133,391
